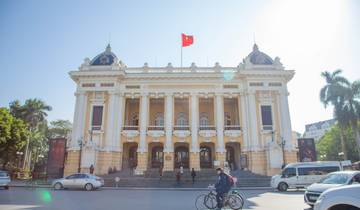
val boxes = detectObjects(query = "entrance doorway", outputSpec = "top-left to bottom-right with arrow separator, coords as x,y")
226,142 -> 241,170
200,143 -> 214,168
151,145 -> 164,168
122,143 -> 138,170
174,144 -> 189,168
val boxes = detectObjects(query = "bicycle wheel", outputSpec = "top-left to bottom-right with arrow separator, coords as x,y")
195,194 -> 208,210
204,193 -> 217,209
227,194 -> 244,210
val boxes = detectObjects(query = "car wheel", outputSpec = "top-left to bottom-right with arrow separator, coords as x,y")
85,183 -> 93,191
54,182 -> 63,190
4,186 -> 9,190
277,182 -> 288,192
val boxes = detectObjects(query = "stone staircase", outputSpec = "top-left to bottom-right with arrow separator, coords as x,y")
100,168 -> 271,188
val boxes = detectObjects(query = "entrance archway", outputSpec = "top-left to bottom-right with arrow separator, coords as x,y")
226,142 -> 241,171
151,145 -> 164,168
200,142 -> 215,168
174,144 -> 189,169
122,143 -> 138,169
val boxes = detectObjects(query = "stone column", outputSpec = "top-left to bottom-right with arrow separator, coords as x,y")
164,93 -> 174,171
215,93 -> 226,167
136,93 -> 148,174
247,90 -> 259,150
112,92 -> 124,171
190,93 -> 200,170
240,93 -> 250,152
105,91 -> 117,151
70,91 -> 88,148
279,88 -> 293,151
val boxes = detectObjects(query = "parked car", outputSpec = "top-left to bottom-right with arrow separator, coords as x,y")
304,171 -> 360,207
52,173 -> 104,191
314,185 -> 360,210
271,161 -> 351,191
0,170 -> 11,190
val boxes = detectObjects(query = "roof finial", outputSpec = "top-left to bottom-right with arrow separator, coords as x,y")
253,33 -> 258,51
106,43 -> 111,53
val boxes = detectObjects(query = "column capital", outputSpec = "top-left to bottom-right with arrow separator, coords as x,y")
190,92 -> 199,97
140,92 -> 149,97
74,91 -> 87,97
165,92 -> 174,97
215,92 -> 224,97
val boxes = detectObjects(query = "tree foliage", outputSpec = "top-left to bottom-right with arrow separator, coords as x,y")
47,119 -> 72,139
317,123 -> 359,162
0,108 -> 28,167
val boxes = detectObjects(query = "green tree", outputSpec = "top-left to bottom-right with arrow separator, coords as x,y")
317,124 -> 359,162
0,108 -> 28,168
342,80 -> 360,158
47,119 -> 72,139
9,99 -> 52,169
320,70 -> 350,159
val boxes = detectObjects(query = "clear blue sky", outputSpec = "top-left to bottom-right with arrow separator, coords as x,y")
1,0 -> 359,133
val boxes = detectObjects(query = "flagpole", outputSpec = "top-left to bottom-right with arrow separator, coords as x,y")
181,46 -> 183,68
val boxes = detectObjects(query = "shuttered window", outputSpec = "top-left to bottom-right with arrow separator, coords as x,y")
91,106 -> 103,130
261,105 -> 273,130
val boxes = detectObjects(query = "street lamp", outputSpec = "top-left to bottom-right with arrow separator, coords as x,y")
271,131 -> 286,168
78,137 -> 84,173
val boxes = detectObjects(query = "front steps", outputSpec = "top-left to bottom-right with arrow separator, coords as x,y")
100,169 -> 271,188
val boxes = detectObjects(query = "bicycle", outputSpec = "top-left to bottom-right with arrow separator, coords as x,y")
195,185 -> 244,210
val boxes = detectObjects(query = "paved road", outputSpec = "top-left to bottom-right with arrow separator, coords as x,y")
0,188 -> 310,210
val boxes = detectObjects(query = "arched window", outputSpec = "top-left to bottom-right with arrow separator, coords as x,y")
225,112 -> 232,126
154,112 -> 164,126
200,112 -> 209,126
131,112 -> 139,126
176,112 -> 188,126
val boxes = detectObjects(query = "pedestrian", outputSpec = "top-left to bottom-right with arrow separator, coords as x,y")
176,171 -> 181,186
89,164 -> 94,174
159,166 -> 163,180
191,168 -> 196,185
180,164 -> 184,175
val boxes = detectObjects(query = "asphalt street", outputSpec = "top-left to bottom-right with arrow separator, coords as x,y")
0,188 -> 310,210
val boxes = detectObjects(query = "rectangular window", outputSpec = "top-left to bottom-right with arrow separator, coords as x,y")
91,106 -> 103,130
261,105 -> 273,130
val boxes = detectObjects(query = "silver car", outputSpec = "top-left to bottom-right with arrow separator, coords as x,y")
52,173 -> 104,191
0,170 -> 10,190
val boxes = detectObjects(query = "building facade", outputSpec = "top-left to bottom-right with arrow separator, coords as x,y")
64,44 -> 297,176
303,119 -> 336,141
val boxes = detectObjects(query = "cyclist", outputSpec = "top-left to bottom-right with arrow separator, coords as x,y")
215,167 -> 233,209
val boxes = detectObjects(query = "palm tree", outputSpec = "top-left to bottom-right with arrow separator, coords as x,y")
320,70 -> 350,160
342,80 -> 360,158
10,99 -> 52,169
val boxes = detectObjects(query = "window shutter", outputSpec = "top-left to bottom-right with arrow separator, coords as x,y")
92,106 -> 103,130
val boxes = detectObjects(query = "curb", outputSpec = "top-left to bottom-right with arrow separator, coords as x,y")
8,184 -> 273,191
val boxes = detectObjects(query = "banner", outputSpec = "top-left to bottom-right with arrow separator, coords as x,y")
298,138 -> 317,162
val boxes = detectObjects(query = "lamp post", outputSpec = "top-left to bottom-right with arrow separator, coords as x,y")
78,138 -> 84,173
271,130 -> 286,168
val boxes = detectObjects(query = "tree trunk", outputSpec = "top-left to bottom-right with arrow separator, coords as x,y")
339,127 -> 348,160
351,122 -> 360,160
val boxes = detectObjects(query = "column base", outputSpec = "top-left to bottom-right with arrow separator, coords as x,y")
285,150 -> 298,164
215,152 -> 226,169
248,151 -> 267,175
163,152 -> 174,171
190,152 -> 200,171
64,150 -> 80,176
135,152 -> 148,175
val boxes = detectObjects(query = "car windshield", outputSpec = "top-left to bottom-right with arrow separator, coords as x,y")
0,172 -> 8,177
319,173 -> 350,184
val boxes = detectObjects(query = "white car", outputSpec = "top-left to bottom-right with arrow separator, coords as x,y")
304,171 -> 360,206
52,173 -> 104,191
0,171 -> 10,190
314,185 -> 360,210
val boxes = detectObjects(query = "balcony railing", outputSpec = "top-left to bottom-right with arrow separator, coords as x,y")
147,126 -> 165,131
173,125 -> 190,130
224,125 -> 242,130
123,125 -> 139,130
199,125 -> 216,130
262,125 -> 273,131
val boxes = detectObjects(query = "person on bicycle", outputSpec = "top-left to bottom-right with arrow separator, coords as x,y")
215,167 -> 233,209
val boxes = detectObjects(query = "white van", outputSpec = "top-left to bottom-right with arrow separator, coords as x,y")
271,161 -> 351,191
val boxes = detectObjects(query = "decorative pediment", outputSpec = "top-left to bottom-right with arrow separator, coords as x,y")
173,130 -> 191,138
121,130 -> 139,139
199,130 -> 217,138
147,130 -> 165,138
224,130 -> 242,138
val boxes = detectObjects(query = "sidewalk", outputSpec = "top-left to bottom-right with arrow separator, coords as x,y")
9,180 -> 273,191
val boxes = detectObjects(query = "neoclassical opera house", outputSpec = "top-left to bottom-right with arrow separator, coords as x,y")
64,44 -> 297,176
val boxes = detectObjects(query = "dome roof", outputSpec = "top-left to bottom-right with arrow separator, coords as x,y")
90,44 -> 117,65
247,44 -> 274,65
